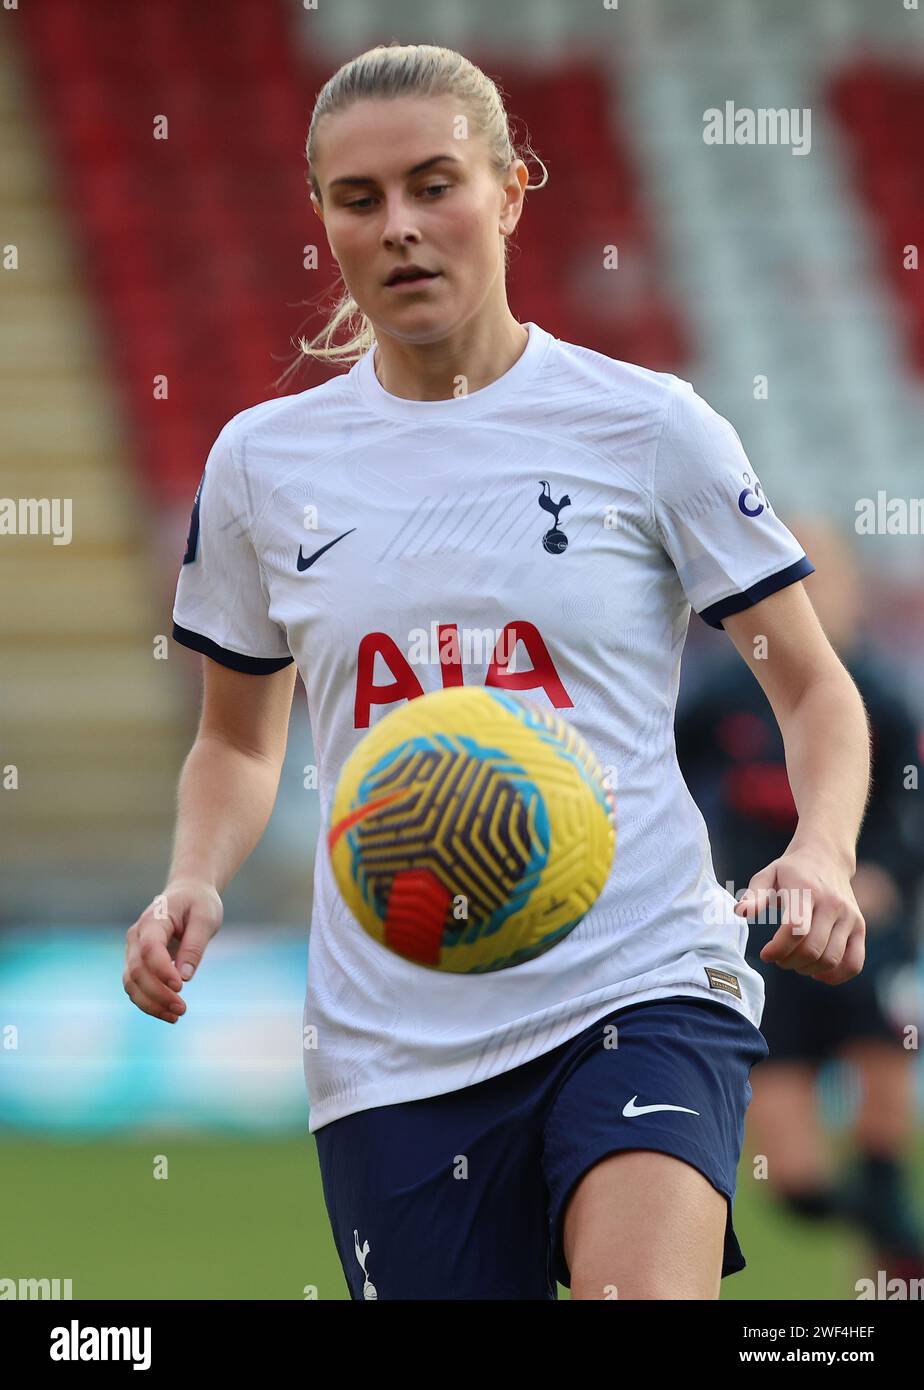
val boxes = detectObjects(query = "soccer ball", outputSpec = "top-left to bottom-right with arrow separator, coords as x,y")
327,686 -> 616,973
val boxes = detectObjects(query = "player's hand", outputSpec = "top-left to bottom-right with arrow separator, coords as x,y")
123,877 -> 224,1023
733,847 -> 865,985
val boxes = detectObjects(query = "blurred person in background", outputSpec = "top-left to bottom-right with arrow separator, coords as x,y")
677,518 -> 924,1281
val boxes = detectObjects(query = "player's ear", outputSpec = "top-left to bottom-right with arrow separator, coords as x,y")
310,191 -> 324,223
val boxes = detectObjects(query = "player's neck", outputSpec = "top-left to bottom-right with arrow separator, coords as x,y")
372,314 -> 529,402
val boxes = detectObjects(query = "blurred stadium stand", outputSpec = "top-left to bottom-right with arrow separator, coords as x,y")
829,59 -> 924,378
0,20 -> 192,923
16,0 -> 313,508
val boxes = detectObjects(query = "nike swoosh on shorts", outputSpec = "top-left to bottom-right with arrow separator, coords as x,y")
622,1095 -> 700,1117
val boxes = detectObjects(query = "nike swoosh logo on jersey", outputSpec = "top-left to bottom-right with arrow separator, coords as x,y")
297,528 -> 356,571
622,1095 -> 700,1117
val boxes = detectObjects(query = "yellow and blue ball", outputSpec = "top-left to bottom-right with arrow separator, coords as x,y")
328,686 -> 616,972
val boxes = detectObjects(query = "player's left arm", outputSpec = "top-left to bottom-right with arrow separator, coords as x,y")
720,581 -> 870,986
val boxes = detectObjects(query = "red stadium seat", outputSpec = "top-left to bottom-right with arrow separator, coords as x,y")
829,59 -> 924,381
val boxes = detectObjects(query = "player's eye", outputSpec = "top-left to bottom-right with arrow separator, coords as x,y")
345,183 -> 451,211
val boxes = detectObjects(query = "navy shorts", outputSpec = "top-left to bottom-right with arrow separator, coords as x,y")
313,994 -> 770,1299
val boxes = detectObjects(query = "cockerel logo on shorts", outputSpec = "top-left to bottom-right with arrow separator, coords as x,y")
353,1229 -> 378,1300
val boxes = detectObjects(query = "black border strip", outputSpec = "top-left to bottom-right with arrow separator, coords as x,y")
172,622 -> 294,673
699,555 -> 816,630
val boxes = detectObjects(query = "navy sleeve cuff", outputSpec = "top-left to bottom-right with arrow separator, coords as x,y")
698,555 -> 815,630
172,622 -> 294,673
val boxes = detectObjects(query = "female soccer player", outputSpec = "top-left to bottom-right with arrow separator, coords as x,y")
124,43 -> 870,1300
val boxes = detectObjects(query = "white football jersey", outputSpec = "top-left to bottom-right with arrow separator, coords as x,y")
172,321 -> 814,1132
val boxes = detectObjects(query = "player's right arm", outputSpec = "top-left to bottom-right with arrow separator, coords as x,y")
125,416 -> 298,1023
123,658 -> 297,1023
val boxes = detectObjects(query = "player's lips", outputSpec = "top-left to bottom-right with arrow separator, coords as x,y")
384,264 -> 442,288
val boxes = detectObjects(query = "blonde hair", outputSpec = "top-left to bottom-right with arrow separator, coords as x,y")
294,42 -> 547,370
